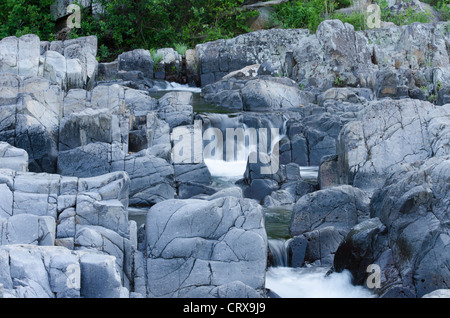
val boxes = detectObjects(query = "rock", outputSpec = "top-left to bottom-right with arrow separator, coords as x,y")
174,163 -> 213,199
318,154 -> 339,189
202,76 -> 313,112
90,84 -> 126,114
437,84 -> 450,106
98,60 -> 119,81
422,289 -> 450,298
153,48 -> 183,82
0,34 -> 98,90
333,218 -> 389,286
334,156 -> 450,297
196,28 -> 309,86
174,163 -> 211,185
124,150 -> 175,206
177,182 -> 217,200
241,77 -> 307,111
0,36 -> 19,75
62,89 -> 89,116
42,50 -> 67,89
289,226 -> 347,267
0,214 -> 55,246
290,185 -> 371,236
0,245 -> 80,298
185,48 -> 200,85
207,187 -> 243,200
18,35 -> 41,77
338,99 -> 450,191
222,64 -> 260,81
125,88 -> 158,116
0,244 -> 130,298
79,252 -> 129,298
58,141 -> 115,178
263,189 -> 294,207
292,20 -> 375,88
0,168 -> 131,239
0,142 -> 28,172
210,281 -> 262,298
371,156 -> 450,297
146,197 -> 267,297
59,109 -> 122,152
158,91 -> 194,128
118,49 -> 153,80
241,151 -> 284,202
0,168 -> 147,295
0,75 -> 61,173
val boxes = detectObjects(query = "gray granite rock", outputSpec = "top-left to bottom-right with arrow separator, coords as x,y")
146,197 -> 267,298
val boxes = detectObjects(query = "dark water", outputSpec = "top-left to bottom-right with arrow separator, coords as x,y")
264,206 -> 293,240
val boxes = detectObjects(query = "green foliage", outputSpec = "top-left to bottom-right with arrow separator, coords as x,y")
150,49 -> 164,67
377,0 -> 433,25
0,0 -> 446,64
333,76 -> 345,87
71,0 -> 257,61
174,43 -> 188,56
270,0 -> 331,32
332,11 -> 368,31
436,0 -> 450,21
97,44 -> 110,62
0,0 -> 55,40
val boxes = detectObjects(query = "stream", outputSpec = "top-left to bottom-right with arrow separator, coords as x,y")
142,82 -> 376,298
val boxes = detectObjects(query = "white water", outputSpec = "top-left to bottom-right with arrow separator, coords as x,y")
266,267 -> 375,298
204,158 -> 247,179
155,86 -> 371,298
151,80 -> 202,93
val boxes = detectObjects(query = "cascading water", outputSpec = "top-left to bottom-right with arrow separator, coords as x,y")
268,239 -> 290,267
199,113 -> 249,181
150,80 -> 202,93
150,83 -> 375,298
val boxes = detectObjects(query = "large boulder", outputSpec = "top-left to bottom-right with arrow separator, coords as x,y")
0,34 -> 98,91
288,226 -> 347,267
0,168 -> 147,296
290,185 -> 371,236
0,245 -> 128,298
145,197 -> 267,297
334,156 -> 450,298
196,28 -> 309,86
0,74 -> 61,173
202,75 -> 314,112
291,20 -> 375,89
158,91 -> 194,128
0,142 -> 28,172
338,99 -> 450,191
118,49 -> 154,80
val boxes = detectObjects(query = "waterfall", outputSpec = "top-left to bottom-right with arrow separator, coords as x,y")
199,113 -> 289,179
150,80 -> 202,93
268,239 -> 290,267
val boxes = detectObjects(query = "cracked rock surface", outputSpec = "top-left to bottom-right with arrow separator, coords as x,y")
145,197 -> 267,298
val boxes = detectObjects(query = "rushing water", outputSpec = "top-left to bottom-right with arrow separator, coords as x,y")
266,267 -> 376,298
146,82 -> 375,298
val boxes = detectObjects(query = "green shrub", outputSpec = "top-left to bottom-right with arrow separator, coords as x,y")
377,0 -> 433,25
71,0 -> 257,61
0,0 -> 55,40
174,43 -> 188,56
436,0 -> 450,21
332,11 -> 368,31
150,49 -> 164,66
270,0 -> 330,32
